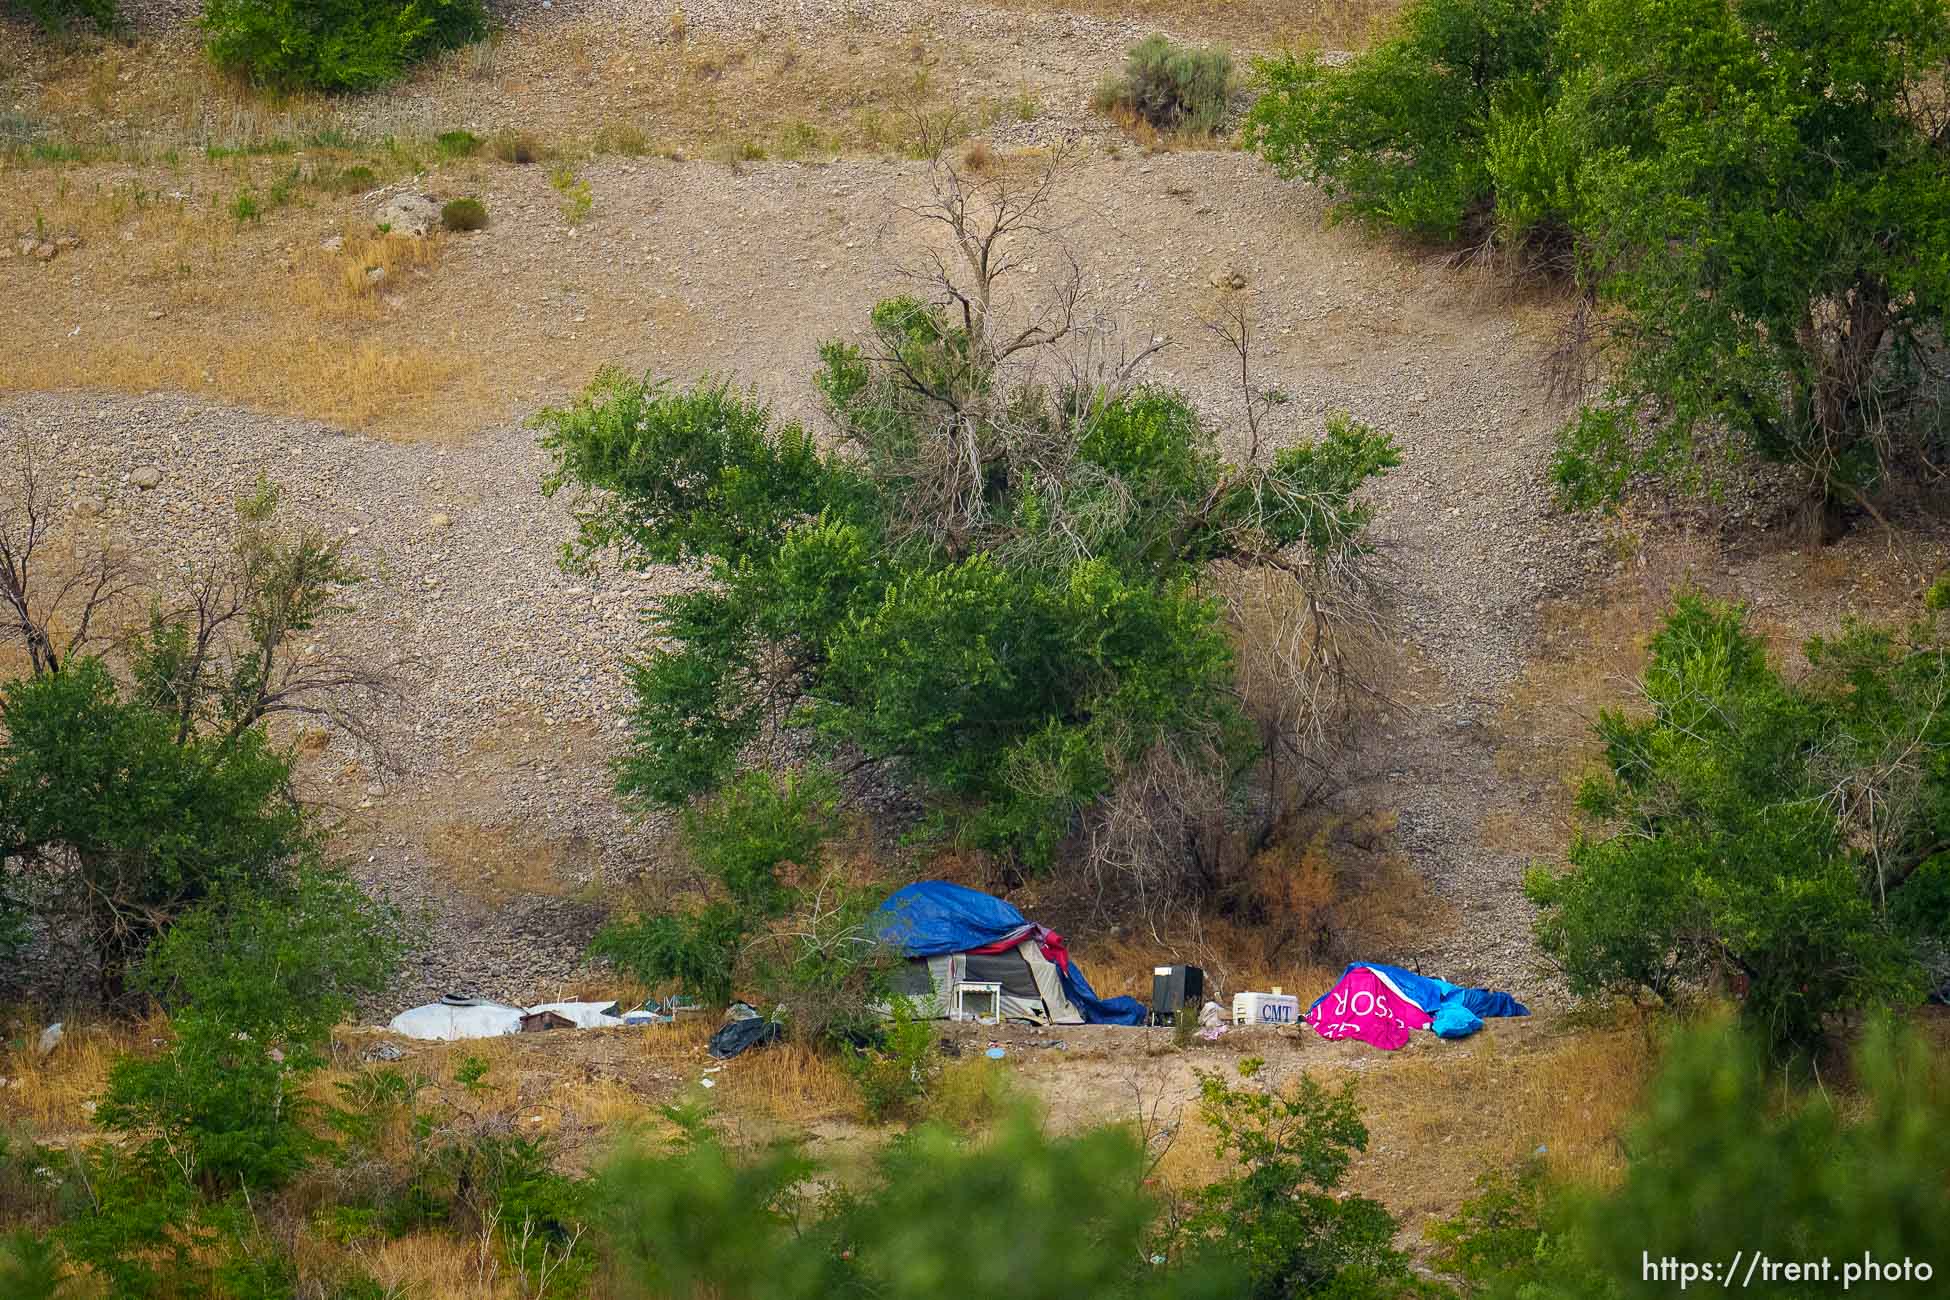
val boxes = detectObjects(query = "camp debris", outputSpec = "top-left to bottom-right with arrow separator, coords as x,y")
708,1014 -> 783,1060
874,881 -> 1147,1026
1305,963 -> 1528,1051
387,994 -> 630,1041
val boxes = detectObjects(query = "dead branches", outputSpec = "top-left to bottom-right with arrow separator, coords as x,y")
0,434 -> 139,677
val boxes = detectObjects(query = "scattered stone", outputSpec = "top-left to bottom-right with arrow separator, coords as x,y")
72,494 -> 106,517
131,466 -> 163,489
430,512 -> 453,527
367,266 -> 387,284
320,234 -> 345,252
1208,267 -> 1247,290
146,309 -> 166,321
36,1022 -> 63,1057
375,193 -> 440,238
32,242 -> 57,262
54,235 -> 80,250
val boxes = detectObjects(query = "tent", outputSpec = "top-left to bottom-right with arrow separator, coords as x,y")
875,882 -> 1147,1026
1306,962 -> 1528,1050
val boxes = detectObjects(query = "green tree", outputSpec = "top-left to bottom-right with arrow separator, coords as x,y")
538,160 -> 1398,884
0,658 -> 308,1003
1526,595 -> 1943,1056
0,474 -> 389,1004
1244,0 -> 1566,242
1545,0 -> 1950,522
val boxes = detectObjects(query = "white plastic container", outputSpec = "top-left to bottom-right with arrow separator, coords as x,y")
1232,989 -> 1300,1026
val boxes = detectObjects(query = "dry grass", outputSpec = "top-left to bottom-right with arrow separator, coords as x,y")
0,1012 -> 162,1138
293,229 -> 446,319
718,1041 -> 857,1123
355,1231 -> 523,1300
0,335 -> 481,436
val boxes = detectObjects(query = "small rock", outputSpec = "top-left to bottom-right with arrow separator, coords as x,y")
367,1041 -> 406,1062
33,242 -> 57,262
55,235 -> 80,250
131,466 -> 162,490
146,309 -> 166,321
367,266 -> 387,284
72,494 -> 106,517
430,512 -> 453,527
320,234 -> 345,252
36,1022 -> 63,1057
375,193 -> 440,238
1208,267 -> 1247,290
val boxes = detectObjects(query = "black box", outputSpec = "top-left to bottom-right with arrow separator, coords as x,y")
1149,964 -> 1205,1023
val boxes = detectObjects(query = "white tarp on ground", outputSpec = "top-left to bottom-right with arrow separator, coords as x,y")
387,997 -> 625,1041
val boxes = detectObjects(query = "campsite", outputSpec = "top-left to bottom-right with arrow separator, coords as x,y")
3,0 -> 1949,1294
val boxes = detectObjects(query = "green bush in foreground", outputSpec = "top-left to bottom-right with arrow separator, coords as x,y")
1428,1018 -> 1950,1299
201,0 -> 489,93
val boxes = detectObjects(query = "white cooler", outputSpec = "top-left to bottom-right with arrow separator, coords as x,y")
1232,990 -> 1300,1026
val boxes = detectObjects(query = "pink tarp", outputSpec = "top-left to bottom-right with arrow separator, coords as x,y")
1305,965 -> 1432,1051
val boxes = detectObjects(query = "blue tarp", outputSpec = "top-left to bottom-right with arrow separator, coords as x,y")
1309,961 -> 1530,1040
877,881 -> 1029,955
876,882 -> 1147,1026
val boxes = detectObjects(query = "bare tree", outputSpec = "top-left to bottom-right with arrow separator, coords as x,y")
0,434 -> 139,678
130,478 -> 399,755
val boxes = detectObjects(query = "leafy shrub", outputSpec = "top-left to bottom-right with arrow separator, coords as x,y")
0,1229 -> 64,1300
1245,0 -> 1562,243
201,0 -> 490,93
1178,1059 -> 1416,1297
843,997 -> 939,1122
602,1107 -> 1248,1298
435,128 -> 479,158
589,767 -> 887,1035
1,479 -> 372,1006
1093,34 -> 1232,135
1426,1161 -> 1552,1295
440,196 -> 488,231
1441,1019 -> 1950,1297
10,0 -> 116,34
1526,595 -> 1942,1057
96,867 -> 401,1192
